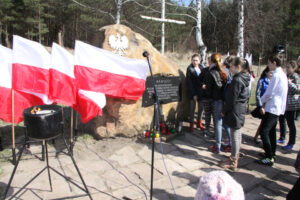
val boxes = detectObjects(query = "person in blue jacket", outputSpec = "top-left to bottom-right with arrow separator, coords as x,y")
253,67 -> 273,143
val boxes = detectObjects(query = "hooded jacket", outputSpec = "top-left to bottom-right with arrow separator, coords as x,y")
199,64 -> 228,100
223,72 -> 250,129
210,65 -> 227,100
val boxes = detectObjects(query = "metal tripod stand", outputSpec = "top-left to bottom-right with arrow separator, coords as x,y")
3,131 -> 93,200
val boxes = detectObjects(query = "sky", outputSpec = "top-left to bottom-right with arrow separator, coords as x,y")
172,0 -> 210,6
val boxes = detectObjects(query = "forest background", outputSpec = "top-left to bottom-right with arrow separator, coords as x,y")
0,0 -> 299,64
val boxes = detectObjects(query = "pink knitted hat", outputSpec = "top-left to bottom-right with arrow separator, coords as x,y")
194,170 -> 244,200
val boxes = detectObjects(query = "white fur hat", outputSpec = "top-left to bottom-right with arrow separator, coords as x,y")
194,170 -> 245,200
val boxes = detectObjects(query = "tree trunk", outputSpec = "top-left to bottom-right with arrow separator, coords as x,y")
237,0 -> 244,57
5,24 -> 10,48
161,0 -> 165,55
195,0 -> 207,65
58,31 -> 63,46
0,22 -> 2,45
115,0 -> 122,24
38,5 -> 41,43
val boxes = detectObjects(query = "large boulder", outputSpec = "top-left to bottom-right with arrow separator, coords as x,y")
83,24 -> 189,138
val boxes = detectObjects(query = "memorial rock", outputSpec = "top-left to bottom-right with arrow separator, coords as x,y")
84,24 -> 189,138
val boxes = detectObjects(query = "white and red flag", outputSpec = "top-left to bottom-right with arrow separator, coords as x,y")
74,40 -> 149,101
12,35 -> 52,104
74,90 -> 106,123
0,45 -> 43,123
49,42 -> 106,123
49,43 -> 77,106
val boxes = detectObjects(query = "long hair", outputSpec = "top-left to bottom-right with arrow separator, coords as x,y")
211,53 -> 228,83
233,57 -> 250,73
259,67 -> 270,80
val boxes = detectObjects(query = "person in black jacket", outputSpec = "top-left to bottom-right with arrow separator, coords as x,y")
186,54 -> 205,131
199,56 -> 214,135
219,56 -> 250,170
206,53 -> 229,153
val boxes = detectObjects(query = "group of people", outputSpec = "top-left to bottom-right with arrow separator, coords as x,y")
186,52 -> 300,170
253,57 -> 300,166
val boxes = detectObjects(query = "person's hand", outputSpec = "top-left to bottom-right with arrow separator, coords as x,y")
260,108 -> 265,115
202,84 -> 206,89
193,96 -> 197,102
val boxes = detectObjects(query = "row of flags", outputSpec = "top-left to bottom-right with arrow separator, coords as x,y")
0,36 -> 149,124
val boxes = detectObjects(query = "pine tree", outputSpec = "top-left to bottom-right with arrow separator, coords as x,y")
23,0 -> 54,43
286,0 -> 300,58
0,0 -> 14,47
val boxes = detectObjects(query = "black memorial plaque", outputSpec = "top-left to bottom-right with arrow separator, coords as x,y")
142,76 -> 181,107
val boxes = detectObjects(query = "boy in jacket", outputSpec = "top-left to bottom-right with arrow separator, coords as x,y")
258,55 -> 288,166
186,54 -> 205,131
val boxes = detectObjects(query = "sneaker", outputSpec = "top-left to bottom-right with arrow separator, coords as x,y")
210,145 -> 220,154
258,157 -> 274,166
258,153 -> 276,161
277,139 -> 286,144
254,138 -> 261,144
282,144 -> 294,150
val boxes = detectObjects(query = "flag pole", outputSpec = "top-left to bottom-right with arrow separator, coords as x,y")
70,108 -> 74,152
11,89 -> 16,165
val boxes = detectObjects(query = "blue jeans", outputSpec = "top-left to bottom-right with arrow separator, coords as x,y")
213,100 -> 231,149
213,100 -> 223,149
223,123 -> 232,146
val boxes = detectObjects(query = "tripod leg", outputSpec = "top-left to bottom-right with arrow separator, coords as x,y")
25,130 -> 30,149
45,141 -> 53,192
4,144 -> 25,199
62,135 -> 93,200
41,140 -> 45,161
70,142 -> 74,155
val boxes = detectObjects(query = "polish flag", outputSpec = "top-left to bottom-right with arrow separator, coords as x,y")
12,35 -> 52,104
49,43 -> 76,106
74,90 -> 106,123
49,43 -> 106,123
74,41 -> 149,101
0,45 -> 43,123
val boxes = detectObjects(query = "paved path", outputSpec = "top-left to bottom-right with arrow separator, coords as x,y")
0,115 -> 299,200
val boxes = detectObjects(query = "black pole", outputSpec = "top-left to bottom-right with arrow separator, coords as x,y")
150,103 -> 156,200
45,141 -> 53,192
62,132 -> 93,200
12,147 -> 16,165
4,143 -> 26,199
144,52 -> 162,200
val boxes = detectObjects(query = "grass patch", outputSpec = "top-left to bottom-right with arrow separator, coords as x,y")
77,133 -> 93,141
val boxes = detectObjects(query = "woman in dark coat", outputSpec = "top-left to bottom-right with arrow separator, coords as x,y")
186,54 -> 205,131
206,53 -> 228,153
219,57 -> 250,170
